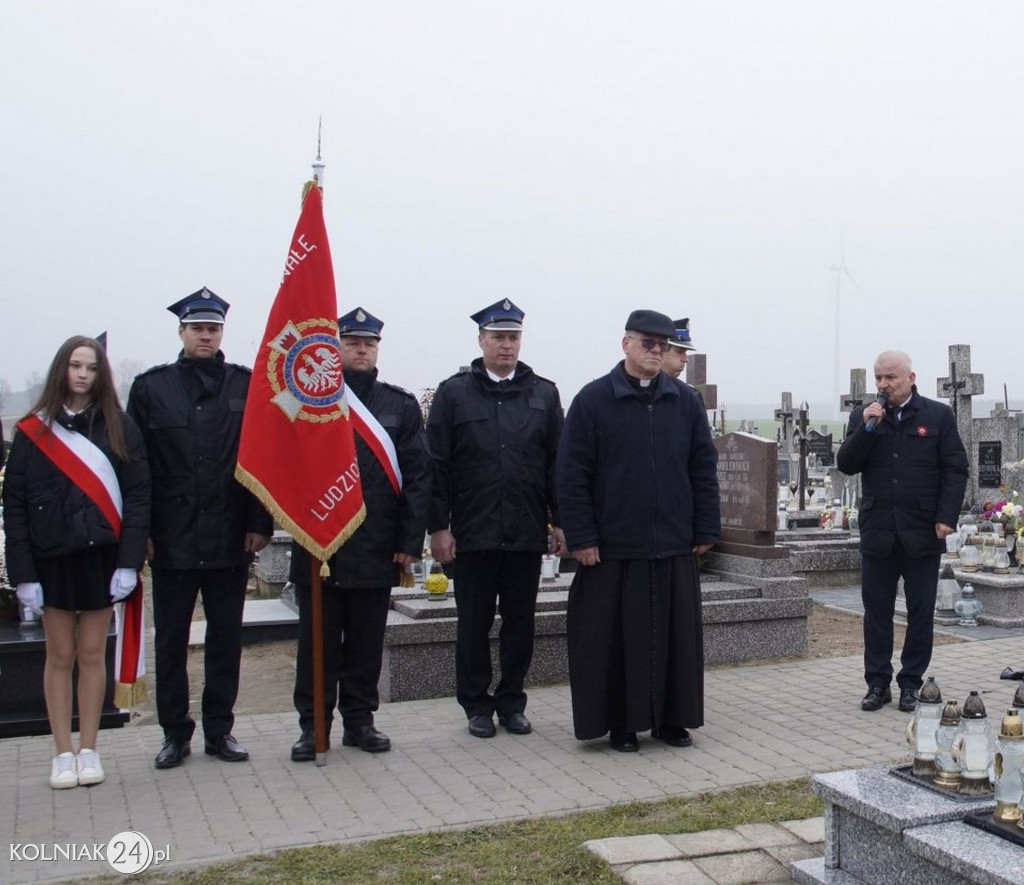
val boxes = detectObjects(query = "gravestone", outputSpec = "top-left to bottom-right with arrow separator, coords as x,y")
714,432 -> 784,558
806,428 -> 833,467
686,353 -> 717,410
1003,460 -> 1024,497
936,344 -> 983,506
253,530 -> 292,598
974,405 -> 1024,500
978,441 -> 1002,490
0,620 -> 128,737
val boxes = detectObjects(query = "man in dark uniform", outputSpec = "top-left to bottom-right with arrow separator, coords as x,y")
556,309 -> 720,752
837,350 -> 967,713
427,299 -> 564,738
289,307 -> 429,760
661,317 -> 705,409
127,288 -> 272,769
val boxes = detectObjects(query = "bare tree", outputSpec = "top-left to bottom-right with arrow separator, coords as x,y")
23,370 -> 43,405
115,359 -> 148,405
419,387 -> 436,425
0,378 -> 10,415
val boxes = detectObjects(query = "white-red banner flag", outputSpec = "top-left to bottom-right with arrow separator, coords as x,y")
236,184 -> 365,559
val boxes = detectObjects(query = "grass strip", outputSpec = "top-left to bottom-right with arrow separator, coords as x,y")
97,777 -> 821,884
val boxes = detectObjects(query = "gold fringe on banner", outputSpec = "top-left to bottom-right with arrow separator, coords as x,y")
113,676 -> 149,710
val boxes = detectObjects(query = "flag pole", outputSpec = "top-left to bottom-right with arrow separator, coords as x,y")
311,557 -> 328,765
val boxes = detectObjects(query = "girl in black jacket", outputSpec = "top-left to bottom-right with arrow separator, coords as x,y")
3,336 -> 149,789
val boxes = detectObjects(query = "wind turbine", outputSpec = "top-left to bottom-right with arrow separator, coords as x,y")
830,240 -> 859,419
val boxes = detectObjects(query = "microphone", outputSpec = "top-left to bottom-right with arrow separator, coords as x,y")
864,391 -> 889,433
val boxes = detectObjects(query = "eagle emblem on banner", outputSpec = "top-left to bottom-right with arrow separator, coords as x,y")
266,318 -> 348,422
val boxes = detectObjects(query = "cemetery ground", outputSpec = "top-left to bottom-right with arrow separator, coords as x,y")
156,602 -> 965,723
89,581 -> 963,885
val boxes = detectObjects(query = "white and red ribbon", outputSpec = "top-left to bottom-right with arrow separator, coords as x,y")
16,412 -> 146,708
346,388 -> 403,496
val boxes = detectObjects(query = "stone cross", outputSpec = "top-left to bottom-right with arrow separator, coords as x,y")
840,369 -> 869,414
774,392 -> 795,452
936,343 -> 982,467
686,353 -> 718,410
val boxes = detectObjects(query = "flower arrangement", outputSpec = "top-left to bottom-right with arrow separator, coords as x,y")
982,488 -> 1024,537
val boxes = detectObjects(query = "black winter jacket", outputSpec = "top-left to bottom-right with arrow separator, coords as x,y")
426,359 -> 562,553
837,386 -> 968,559
290,368 -> 430,588
556,363 -> 721,558
3,408 -> 150,583
126,352 -> 273,570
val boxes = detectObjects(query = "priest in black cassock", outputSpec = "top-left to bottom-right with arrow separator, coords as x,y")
555,309 -> 721,753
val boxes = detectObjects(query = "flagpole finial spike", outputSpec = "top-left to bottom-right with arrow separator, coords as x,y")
305,119 -> 326,201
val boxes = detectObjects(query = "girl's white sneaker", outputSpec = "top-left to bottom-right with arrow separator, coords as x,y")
76,748 -> 105,786
50,752 -> 78,789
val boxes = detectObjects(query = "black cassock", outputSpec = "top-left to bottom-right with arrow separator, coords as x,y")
566,555 -> 704,740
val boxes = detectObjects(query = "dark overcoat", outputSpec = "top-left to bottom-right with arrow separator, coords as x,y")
556,362 -> 720,558
837,387 -> 967,559
126,352 -> 272,570
426,358 -> 562,552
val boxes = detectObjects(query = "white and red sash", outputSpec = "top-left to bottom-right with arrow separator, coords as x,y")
16,412 -> 147,708
346,388 -> 403,496
16,413 -> 123,534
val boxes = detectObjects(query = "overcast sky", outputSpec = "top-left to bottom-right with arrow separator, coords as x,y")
4,2 -> 1023,419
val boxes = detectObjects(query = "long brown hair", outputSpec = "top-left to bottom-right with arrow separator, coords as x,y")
25,335 -> 128,459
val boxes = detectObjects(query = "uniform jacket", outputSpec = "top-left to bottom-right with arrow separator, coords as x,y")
290,368 -> 430,588
837,386 -> 968,559
556,362 -> 721,559
3,408 -> 150,583
426,358 -> 562,553
126,351 -> 272,570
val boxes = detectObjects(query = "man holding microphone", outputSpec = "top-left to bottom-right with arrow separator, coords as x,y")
837,350 -> 967,714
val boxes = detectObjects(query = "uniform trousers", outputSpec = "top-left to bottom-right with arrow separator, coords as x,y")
151,565 -> 248,742
454,550 -> 542,719
293,582 -> 391,733
861,538 -> 940,692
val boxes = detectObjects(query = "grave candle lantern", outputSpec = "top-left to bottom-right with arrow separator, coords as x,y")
935,565 -> 959,615
905,677 -> 943,777
954,583 -> 982,627
954,691 -> 994,797
933,699 -> 962,789
993,709 -> 1024,823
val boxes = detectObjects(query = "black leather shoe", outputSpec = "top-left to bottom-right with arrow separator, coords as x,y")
468,714 -> 497,738
154,737 -> 191,769
898,688 -> 920,713
342,724 -> 392,753
656,725 -> 693,747
609,730 -> 639,752
290,730 -> 331,762
861,685 -> 892,711
204,733 -> 250,761
498,712 -> 532,735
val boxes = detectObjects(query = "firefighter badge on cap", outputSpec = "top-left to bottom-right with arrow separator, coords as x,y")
265,318 -> 348,422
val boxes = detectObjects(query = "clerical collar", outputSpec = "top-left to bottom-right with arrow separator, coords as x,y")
486,368 -> 515,383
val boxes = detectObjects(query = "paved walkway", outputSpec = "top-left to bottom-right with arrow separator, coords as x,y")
3,629 -> 1022,884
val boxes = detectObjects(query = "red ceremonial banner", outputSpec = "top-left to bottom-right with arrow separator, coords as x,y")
236,184 -> 365,561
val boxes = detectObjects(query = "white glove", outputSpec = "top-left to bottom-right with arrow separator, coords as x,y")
17,583 -> 44,616
109,568 -> 138,603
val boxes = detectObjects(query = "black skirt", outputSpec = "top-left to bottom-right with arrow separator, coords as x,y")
36,546 -> 117,612
566,555 -> 705,740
